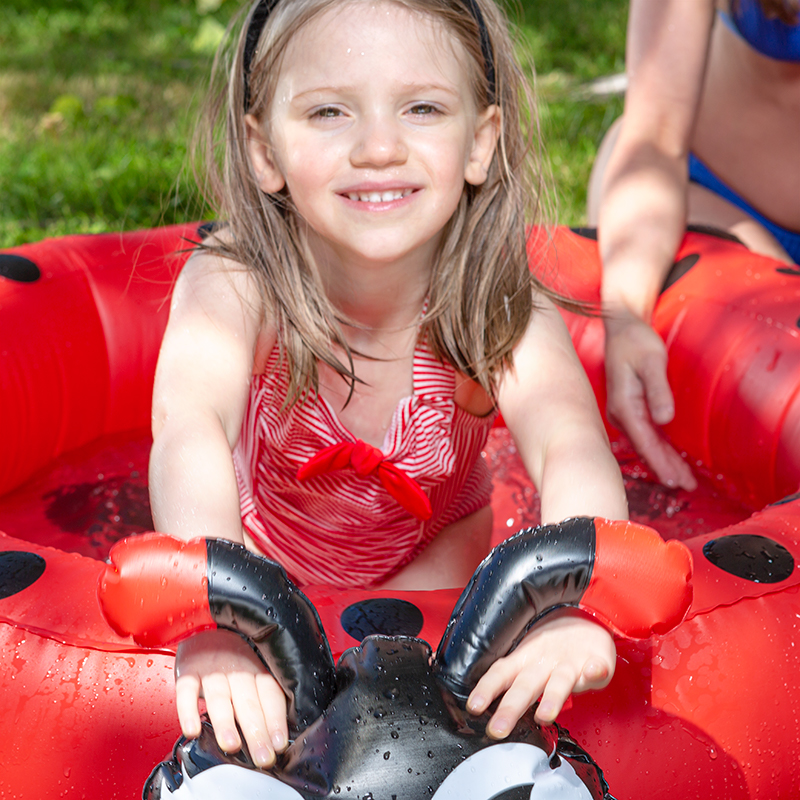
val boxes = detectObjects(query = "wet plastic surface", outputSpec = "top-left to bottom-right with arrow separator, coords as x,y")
4,226 -> 800,798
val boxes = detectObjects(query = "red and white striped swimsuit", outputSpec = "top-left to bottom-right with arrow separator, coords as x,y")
233,336 -> 497,588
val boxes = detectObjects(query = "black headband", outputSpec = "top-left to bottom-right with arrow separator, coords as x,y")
242,0 -> 497,111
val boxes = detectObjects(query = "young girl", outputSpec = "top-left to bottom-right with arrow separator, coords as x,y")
150,0 -> 628,772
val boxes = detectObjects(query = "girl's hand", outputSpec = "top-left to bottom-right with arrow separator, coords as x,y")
175,628 -> 289,768
604,313 -> 697,491
465,610 -> 616,738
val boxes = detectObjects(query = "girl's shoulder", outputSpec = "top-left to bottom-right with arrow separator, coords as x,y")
172,234 -> 277,364
179,230 -> 259,300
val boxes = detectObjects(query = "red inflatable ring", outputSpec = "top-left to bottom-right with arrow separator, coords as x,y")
1,225 -> 799,798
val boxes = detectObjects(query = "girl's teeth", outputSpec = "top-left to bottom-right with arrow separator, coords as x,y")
347,189 -> 412,202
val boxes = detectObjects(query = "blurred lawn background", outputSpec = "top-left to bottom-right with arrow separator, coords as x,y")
0,0 -> 627,248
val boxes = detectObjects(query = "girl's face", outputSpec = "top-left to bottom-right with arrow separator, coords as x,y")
247,0 -> 499,274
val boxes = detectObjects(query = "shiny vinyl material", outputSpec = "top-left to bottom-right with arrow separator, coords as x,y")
3,226 -> 800,797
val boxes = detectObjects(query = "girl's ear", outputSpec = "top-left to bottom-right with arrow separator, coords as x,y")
465,105 -> 501,186
245,114 -> 286,194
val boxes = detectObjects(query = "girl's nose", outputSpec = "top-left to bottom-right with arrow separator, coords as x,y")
350,116 -> 409,168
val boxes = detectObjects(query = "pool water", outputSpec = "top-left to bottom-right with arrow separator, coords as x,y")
484,426 -> 754,548
0,427 -> 756,562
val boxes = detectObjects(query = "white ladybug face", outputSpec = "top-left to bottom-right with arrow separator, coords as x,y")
431,742 -> 594,799
164,764 -> 301,799
161,743 -> 594,800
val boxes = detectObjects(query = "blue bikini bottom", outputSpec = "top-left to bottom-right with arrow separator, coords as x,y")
688,153 -> 800,264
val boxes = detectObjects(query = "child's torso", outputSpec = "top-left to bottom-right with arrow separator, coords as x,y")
234,335 -> 498,588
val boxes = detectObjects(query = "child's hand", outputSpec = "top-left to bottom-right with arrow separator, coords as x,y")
175,628 -> 288,768
465,610 -> 615,738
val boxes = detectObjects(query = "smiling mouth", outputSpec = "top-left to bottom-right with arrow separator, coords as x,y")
344,188 -> 415,203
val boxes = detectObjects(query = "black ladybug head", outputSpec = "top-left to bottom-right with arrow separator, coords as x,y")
145,635 -> 608,800
145,529 -> 614,799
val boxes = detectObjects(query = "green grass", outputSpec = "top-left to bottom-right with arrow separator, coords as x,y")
514,0 -> 627,223
0,0 -> 627,247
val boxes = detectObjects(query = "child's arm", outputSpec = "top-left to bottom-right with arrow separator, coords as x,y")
497,294 -> 627,525
469,295 -> 627,736
150,250 -> 286,766
150,250 -> 270,544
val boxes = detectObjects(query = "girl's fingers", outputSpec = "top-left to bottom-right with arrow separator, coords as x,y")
469,654 -> 555,738
574,658 -> 613,693
485,668 -> 551,739
201,672 -> 242,753
468,613 -> 617,737
176,668 -> 288,768
229,672 -> 276,768
487,660 -> 590,733
173,630 -> 285,764
535,657 -> 614,725
532,666 -> 579,725
615,391 -> 695,490
175,673 -> 203,738
256,672 -> 290,754
466,659 -> 516,717
606,323 -> 697,491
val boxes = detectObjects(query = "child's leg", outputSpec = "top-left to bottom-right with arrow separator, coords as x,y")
377,505 -> 493,591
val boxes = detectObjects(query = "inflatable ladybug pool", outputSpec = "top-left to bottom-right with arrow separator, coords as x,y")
1,224 -> 800,799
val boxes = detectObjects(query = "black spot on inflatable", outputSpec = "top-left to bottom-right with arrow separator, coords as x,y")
0,552 -> 46,599
196,221 -> 224,239
703,534 -> 794,583
661,254 -> 700,292
0,254 -> 40,283
489,788 -> 535,800
569,225 -> 742,248
340,597 -> 424,640
770,490 -> 800,506
685,224 -> 744,245
777,265 -> 800,278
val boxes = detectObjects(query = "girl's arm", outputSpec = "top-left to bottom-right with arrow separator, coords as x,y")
150,250 -> 286,768
594,0 -> 715,490
496,296 -> 627,524
467,297 -> 626,735
150,250 -> 270,543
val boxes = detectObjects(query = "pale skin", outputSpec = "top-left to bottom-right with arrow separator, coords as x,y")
587,0 -> 800,491
151,0 -> 627,770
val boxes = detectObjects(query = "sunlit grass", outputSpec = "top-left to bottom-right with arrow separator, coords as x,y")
0,0 -> 627,247
513,0 -> 627,223
0,0 -> 222,246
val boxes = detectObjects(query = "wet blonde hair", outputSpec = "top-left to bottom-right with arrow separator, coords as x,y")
194,0 -> 559,403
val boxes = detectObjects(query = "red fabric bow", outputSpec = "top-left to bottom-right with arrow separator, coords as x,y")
297,440 -> 433,521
